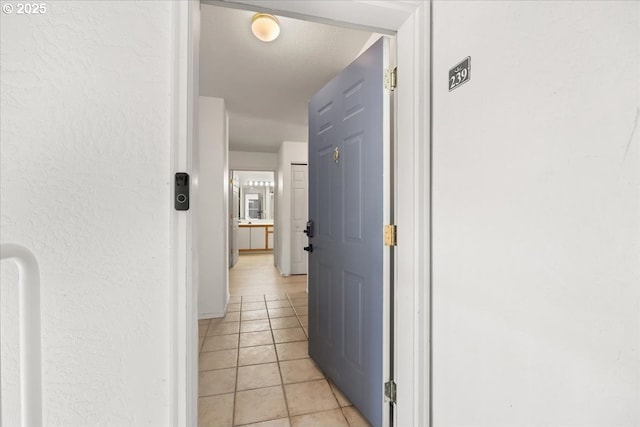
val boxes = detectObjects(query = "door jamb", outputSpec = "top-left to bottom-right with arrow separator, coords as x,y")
395,4 -> 432,426
172,2 -> 432,426
170,1 -> 199,425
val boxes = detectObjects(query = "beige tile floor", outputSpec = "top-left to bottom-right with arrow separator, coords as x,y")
228,253 -> 308,297
198,254 -> 371,427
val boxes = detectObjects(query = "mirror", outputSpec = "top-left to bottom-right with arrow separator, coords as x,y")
245,193 -> 262,219
232,170 -> 274,221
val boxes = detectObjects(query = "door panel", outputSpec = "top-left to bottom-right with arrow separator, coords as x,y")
343,271 -> 364,366
238,227 -> 250,250
344,134 -> 363,241
249,227 -> 264,249
230,178 -> 240,267
308,38 -> 390,427
291,164 -> 308,274
318,263 -> 333,342
317,147 -> 334,238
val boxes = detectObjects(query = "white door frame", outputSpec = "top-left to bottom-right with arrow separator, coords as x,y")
170,1 -> 200,425
230,168 -> 278,264
171,1 -> 431,426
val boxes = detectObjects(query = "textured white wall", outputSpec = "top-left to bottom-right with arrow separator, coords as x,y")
198,96 -> 229,318
432,1 -> 640,425
276,142 -> 308,276
0,2 -> 172,425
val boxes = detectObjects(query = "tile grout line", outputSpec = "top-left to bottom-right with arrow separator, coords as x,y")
211,255 -> 308,426
269,292 -> 293,425
328,382 -> 353,426
200,318 -> 212,352
233,293 -> 293,426
230,295 -> 242,427
210,372 -> 334,394
287,294 -> 352,425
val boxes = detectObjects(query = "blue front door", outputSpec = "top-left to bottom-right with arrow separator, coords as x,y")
307,38 -> 390,427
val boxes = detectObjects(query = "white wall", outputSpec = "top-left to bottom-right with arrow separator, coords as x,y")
276,141 -> 308,276
229,150 -> 278,171
198,97 -> 229,318
432,2 -> 640,426
0,2 -> 172,425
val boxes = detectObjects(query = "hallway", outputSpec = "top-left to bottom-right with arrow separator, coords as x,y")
198,254 -> 370,426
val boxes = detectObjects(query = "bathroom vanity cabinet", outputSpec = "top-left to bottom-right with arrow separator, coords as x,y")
238,224 -> 274,251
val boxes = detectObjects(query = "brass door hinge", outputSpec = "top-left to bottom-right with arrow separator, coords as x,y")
384,380 -> 397,404
384,67 -> 397,91
384,224 -> 397,246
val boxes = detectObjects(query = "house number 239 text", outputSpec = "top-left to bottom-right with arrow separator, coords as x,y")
449,57 -> 471,91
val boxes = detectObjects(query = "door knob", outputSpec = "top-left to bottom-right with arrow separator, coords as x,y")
303,244 -> 313,253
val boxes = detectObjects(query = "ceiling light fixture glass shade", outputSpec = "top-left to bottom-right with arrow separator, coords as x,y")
251,13 -> 280,42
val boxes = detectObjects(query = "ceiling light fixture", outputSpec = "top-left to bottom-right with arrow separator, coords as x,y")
251,13 -> 280,42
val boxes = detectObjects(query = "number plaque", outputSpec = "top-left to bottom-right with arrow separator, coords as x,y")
449,57 -> 470,92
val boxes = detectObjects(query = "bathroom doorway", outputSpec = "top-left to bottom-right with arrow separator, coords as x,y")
230,170 -> 275,268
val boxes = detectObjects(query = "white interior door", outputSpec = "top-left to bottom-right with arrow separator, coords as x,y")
291,163 -> 308,275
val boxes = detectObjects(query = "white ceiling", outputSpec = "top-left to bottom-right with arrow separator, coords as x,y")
199,4 -> 373,153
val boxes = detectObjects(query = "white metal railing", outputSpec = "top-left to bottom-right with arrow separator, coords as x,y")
0,243 -> 43,427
